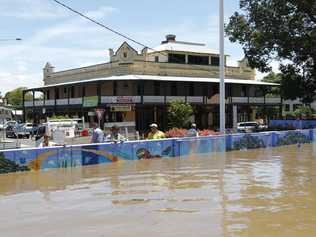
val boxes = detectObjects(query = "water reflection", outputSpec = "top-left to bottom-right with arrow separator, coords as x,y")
0,144 -> 316,236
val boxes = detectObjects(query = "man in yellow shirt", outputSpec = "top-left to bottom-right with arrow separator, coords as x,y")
147,123 -> 165,140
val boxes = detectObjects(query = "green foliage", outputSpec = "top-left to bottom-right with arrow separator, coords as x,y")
293,106 -> 315,119
50,115 -> 70,120
5,87 -> 32,108
226,0 -> 316,103
262,72 -> 281,96
167,100 -> 193,129
256,106 -> 280,120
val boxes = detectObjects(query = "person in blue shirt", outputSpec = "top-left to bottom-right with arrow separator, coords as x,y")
90,123 -> 104,143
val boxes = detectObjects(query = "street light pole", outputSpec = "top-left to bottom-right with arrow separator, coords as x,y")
219,0 -> 225,134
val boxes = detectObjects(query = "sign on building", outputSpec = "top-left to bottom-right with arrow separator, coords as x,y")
83,96 -> 98,107
109,105 -> 132,112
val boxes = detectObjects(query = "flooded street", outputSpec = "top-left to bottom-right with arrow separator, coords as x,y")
1,144 -> 316,237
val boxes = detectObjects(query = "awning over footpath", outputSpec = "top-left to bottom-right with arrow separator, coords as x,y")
26,75 -> 279,91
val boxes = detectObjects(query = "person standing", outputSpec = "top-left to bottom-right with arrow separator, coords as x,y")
90,123 -> 104,143
187,123 -> 198,137
147,123 -> 165,140
105,125 -> 126,143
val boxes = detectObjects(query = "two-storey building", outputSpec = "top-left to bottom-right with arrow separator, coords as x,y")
23,35 -> 280,133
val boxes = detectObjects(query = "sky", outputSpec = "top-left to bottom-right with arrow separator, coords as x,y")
0,0 -> 275,94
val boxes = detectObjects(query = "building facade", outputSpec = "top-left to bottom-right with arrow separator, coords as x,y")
23,35 -> 280,133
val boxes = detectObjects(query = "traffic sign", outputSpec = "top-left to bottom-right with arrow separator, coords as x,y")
95,109 -> 105,120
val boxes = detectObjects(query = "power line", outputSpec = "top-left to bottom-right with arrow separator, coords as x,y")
52,0 -> 222,74
52,0 -> 151,50
0,38 -> 22,41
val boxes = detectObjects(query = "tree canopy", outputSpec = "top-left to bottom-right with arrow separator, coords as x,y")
168,101 -> 193,129
226,0 -> 316,103
5,87 -> 32,108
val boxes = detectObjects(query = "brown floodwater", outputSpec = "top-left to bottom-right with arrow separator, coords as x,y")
1,144 -> 316,237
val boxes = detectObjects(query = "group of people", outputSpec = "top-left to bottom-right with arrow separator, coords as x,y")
91,123 -> 126,143
91,122 -> 199,144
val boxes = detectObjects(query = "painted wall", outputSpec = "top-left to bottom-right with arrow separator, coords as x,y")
270,120 -> 316,129
1,129 -> 315,174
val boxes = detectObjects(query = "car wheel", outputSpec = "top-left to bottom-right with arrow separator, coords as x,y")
26,135 -> 30,139
18,134 -> 22,139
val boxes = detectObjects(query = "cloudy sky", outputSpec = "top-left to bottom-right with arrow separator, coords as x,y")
0,0 -> 273,94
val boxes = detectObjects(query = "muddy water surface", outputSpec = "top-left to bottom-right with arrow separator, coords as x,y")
1,144 -> 316,237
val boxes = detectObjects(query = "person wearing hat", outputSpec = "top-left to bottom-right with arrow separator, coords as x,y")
187,123 -> 199,137
147,123 -> 165,140
105,125 -> 126,143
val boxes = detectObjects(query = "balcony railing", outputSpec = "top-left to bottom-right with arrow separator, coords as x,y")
34,100 -> 44,106
69,98 -> 83,105
45,100 -> 55,106
56,99 -> 68,105
186,96 -> 203,104
101,96 -> 141,104
143,96 -> 165,103
24,95 -> 282,107
231,97 -> 249,103
24,101 -> 33,107
249,97 -> 264,103
166,96 -> 185,103
265,97 -> 281,104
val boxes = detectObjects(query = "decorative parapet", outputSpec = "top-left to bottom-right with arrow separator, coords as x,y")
43,59 -> 255,85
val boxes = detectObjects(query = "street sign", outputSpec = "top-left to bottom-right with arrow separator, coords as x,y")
95,109 -> 105,126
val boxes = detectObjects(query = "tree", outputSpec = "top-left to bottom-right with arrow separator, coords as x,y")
5,87 -> 32,108
168,101 -> 193,128
262,72 -> 281,96
226,0 -> 316,103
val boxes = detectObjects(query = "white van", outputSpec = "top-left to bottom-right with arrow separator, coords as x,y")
45,119 -> 79,139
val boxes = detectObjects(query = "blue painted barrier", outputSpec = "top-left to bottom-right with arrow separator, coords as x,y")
270,120 -> 316,129
1,128 -> 316,173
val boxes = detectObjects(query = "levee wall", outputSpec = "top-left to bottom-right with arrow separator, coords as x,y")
1,129 -> 316,173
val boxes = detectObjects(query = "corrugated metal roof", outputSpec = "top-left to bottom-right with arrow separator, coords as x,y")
27,75 -> 278,90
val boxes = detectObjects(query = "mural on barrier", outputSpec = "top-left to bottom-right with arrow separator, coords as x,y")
1,129 -> 316,174
232,134 -> 266,150
178,136 -> 226,156
276,131 -> 310,146
0,152 -> 30,174
270,120 -> 316,130
0,140 -> 175,174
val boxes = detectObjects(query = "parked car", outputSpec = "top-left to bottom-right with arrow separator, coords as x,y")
237,121 -> 267,133
23,123 -> 39,136
4,121 -> 17,129
5,125 -> 16,138
6,124 -> 30,139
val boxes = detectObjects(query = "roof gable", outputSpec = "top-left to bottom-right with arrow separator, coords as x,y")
115,41 -> 138,55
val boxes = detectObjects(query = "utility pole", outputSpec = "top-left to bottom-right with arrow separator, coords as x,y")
219,0 -> 225,134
